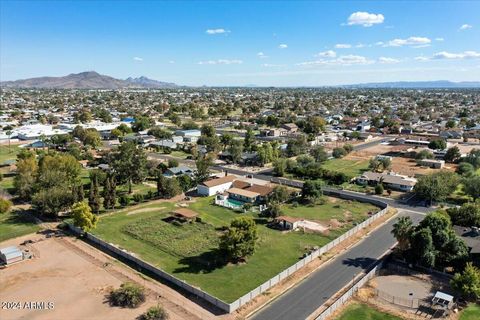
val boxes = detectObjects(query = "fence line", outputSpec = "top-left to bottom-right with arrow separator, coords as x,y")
314,261 -> 385,320
69,191 -> 389,313
375,289 -> 420,309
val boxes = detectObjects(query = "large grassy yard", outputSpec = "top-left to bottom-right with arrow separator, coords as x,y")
460,304 -> 480,320
0,145 -> 21,164
91,196 -> 379,303
335,302 -> 401,320
321,158 -> 369,178
0,210 -> 41,242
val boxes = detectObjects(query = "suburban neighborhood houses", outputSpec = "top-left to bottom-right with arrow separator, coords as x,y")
1,1 -> 480,320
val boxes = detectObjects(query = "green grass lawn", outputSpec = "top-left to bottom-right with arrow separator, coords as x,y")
321,159 -> 369,178
0,210 -> 41,242
335,302 -> 401,320
460,304 -> 480,320
91,196 -> 379,302
0,145 -> 21,163
169,150 -> 191,159
280,197 -> 377,230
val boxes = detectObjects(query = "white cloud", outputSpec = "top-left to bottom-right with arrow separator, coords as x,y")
355,43 -> 366,48
257,52 -> 268,58
133,57 -> 143,61
346,11 -> 385,27
262,63 -> 286,68
206,28 -> 230,35
384,36 -> 431,47
198,59 -> 243,65
414,56 -> 430,61
297,54 -> 374,66
316,50 -> 336,58
433,51 -> 480,60
375,41 -> 384,46
435,37 -> 444,42
378,57 -> 400,64
335,43 -> 351,49
168,60 -> 175,64
459,24 -> 473,30
278,44 -> 288,49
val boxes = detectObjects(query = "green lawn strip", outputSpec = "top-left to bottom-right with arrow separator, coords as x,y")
169,150 -> 191,159
0,145 -> 21,163
91,196 -> 377,302
0,210 -> 41,242
460,304 -> 480,320
322,159 -> 369,178
335,302 -> 401,320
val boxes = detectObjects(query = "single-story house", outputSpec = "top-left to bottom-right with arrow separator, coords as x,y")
275,216 -> 302,230
453,226 -> 480,265
281,123 -> 298,133
419,159 -> 445,169
149,140 -> 177,150
0,246 -> 23,265
174,129 -> 202,137
197,175 -> 236,196
171,208 -> 198,222
164,166 -> 194,178
356,171 -> 417,192
227,187 -> 260,204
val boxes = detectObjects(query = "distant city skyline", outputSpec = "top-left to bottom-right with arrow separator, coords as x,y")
1,1 -> 479,86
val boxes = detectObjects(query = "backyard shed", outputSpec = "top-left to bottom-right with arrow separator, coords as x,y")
0,246 -> 23,265
171,208 -> 199,221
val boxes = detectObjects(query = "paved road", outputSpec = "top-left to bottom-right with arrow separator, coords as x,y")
250,210 -> 425,320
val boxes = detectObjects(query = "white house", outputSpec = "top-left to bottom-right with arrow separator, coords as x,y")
197,175 -> 236,196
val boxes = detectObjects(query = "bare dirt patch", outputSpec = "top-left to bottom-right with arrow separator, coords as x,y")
0,234 -> 219,320
126,207 -> 165,216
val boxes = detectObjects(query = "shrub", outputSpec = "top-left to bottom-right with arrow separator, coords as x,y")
108,282 -> 145,308
132,193 -> 144,203
375,184 -> 384,195
0,197 -> 13,214
119,195 -> 131,207
140,305 -> 169,320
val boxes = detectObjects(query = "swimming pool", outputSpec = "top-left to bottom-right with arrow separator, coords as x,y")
226,198 -> 244,208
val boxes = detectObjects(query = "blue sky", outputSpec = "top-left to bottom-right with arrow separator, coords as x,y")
1,1 -> 479,86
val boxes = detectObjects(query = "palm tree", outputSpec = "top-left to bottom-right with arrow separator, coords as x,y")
392,216 -> 413,251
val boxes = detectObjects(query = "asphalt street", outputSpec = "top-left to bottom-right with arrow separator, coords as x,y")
250,210 -> 425,320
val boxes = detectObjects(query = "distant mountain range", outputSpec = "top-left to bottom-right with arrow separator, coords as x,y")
1,72 -> 479,89
0,71 -> 179,89
341,80 -> 480,88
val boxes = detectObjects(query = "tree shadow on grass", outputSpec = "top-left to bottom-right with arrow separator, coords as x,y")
173,248 -> 228,274
3,210 -> 38,226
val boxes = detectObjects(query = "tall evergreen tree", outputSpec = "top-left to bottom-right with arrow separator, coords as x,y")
89,175 -> 101,214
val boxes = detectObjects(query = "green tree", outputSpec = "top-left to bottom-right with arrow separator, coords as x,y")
268,185 -> 290,204
132,116 -> 154,132
0,197 -> 13,214
14,156 -> 38,200
148,126 -> 172,140
428,139 -> 447,150
32,187 -> 74,218
444,146 -> 461,163
273,158 -> 287,177
457,162 -> 475,177
447,203 -> 480,227
413,171 -> 459,204
332,147 -> 347,159
451,263 -> 480,301
82,128 -> 102,148
463,175 -> 480,200
391,216 -> 413,251
71,201 -> 98,232
102,173 -> 117,210
112,141 -> 147,193
194,155 -> 213,183
302,180 -> 324,201
244,128 -> 255,151
310,146 -> 328,163
415,149 -> 434,160
220,216 -> 258,262
156,174 -> 182,198
88,174 -> 101,214
375,183 -> 384,195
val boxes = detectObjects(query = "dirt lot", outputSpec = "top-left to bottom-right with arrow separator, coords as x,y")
0,233 -> 221,320
348,147 -> 457,177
